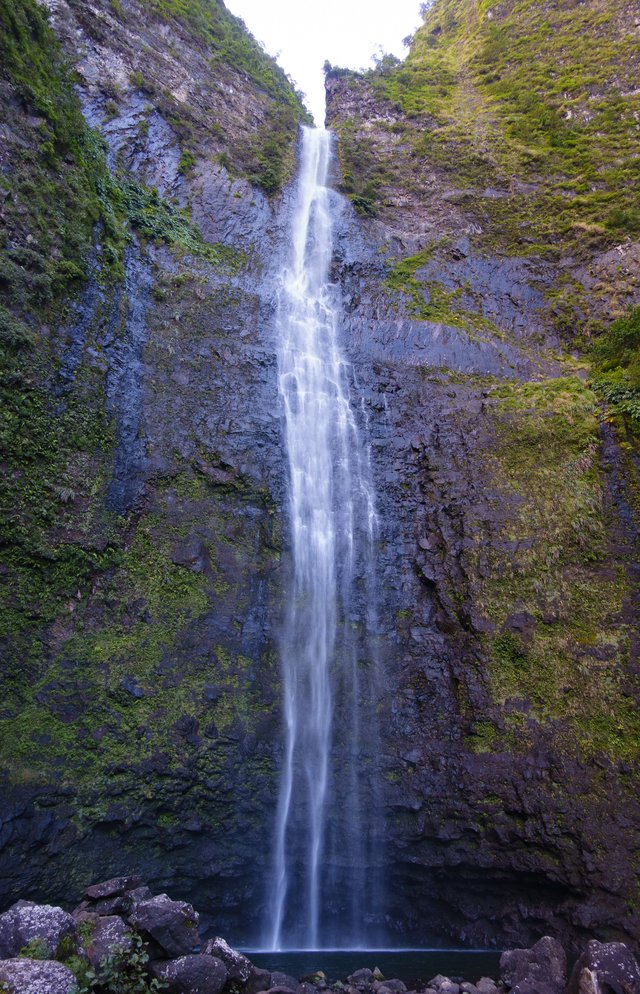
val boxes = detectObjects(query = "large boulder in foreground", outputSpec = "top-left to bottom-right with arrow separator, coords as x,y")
246,964 -> 272,993
567,940 -> 640,994
151,954 -> 228,994
128,893 -> 199,957
501,937 -> 567,994
84,914 -> 133,968
0,902 -> 77,959
202,936 -> 252,982
0,958 -> 76,994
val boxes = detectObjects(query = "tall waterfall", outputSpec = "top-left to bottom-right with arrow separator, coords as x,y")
266,127 -> 384,952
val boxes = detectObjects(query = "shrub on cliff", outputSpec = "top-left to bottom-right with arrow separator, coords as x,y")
592,307 -> 640,428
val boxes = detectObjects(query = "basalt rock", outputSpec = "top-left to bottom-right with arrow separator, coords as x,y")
567,941 -> 640,994
0,959 -> 77,994
84,876 -> 142,901
85,915 -> 133,969
270,972 -> 301,991
246,965 -> 273,994
0,902 -> 77,959
202,936 -> 252,982
150,954 -> 228,994
128,893 -> 199,958
500,937 -> 567,994
0,0 -> 639,959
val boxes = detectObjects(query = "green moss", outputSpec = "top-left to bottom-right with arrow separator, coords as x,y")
590,306 -> 640,431
467,719 -> 498,753
0,466 -> 281,803
463,375 -> 639,761
138,0 -> 310,192
334,115 -> 390,216
0,0 -> 126,301
386,248 -> 506,338
118,178 -> 244,268
330,0 -> 640,254
178,148 -> 196,175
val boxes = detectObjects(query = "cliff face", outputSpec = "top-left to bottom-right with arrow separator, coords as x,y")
325,0 -> 640,951
1,0 -> 639,954
0,0 -> 307,939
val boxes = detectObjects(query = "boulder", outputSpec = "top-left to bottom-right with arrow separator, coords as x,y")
271,972 -> 300,991
476,981 -> 499,994
301,971 -> 328,988
428,979 -> 459,994
0,958 -> 76,994
151,954 -> 228,994
202,936 -> 252,982
349,970 -> 375,987
77,882 -> 152,919
128,893 -> 199,957
0,902 -> 77,959
246,965 -> 273,994
510,983 -> 557,994
85,915 -> 133,968
429,978 -> 453,991
501,937 -> 567,994
567,940 -> 640,994
299,983 -> 319,994
84,876 -> 142,900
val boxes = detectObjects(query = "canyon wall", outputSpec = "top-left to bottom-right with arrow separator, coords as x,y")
0,0 -> 639,952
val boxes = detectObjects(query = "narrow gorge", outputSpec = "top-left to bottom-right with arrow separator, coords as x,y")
0,0 -> 639,966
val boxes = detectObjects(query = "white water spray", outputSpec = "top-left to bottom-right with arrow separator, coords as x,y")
266,127 -> 383,952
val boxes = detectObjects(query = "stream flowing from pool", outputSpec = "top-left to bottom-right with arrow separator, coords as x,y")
265,126 -> 383,951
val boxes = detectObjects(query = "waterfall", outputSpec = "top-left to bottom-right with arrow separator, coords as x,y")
266,127 -> 384,952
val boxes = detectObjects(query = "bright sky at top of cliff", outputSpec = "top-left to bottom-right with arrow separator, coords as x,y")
223,0 -> 424,125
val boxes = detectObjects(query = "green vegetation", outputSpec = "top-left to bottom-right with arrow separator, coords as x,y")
118,178 -> 244,268
0,0 -> 249,803
142,0 -> 302,111
591,307 -> 640,430
177,148 -> 196,175
138,0 -> 310,193
386,246 -> 504,338
0,463 -> 280,809
74,933 -> 166,994
336,115 -> 391,216
463,376 -> 639,761
19,938 -> 52,960
0,1 -> 123,302
329,0 -> 640,253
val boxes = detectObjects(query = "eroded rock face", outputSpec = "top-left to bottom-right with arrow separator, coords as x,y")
0,0 -> 298,944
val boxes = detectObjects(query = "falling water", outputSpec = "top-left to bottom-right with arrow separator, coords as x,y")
266,127 -> 383,952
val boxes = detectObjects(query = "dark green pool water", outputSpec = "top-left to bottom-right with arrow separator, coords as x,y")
246,950 -> 502,987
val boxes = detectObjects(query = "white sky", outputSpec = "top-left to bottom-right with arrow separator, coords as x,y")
224,0 -> 424,124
